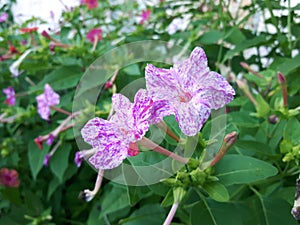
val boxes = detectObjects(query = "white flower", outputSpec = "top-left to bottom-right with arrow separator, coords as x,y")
9,49 -> 33,77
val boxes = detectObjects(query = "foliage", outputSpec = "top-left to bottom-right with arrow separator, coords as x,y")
0,0 -> 300,224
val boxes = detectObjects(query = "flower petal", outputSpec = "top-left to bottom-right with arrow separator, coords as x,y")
196,71 -> 235,109
145,64 -> 180,101
148,100 -> 174,124
81,117 -> 121,149
44,84 -> 60,106
36,94 -> 50,120
88,143 -> 128,170
175,102 -> 211,136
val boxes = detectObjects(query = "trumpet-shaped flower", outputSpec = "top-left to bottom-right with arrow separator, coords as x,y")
81,89 -> 153,170
36,84 -> 60,121
0,168 -> 20,187
3,86 -> 16,106
83,0 -> 98,9
86,28 -> 102,43
145,47 -> 235,136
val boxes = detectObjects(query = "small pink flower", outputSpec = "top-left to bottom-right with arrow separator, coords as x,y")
140,9 -> 151,24
86,28 -> 102,43
3,86 -> 16,106
0,168 -> 20,187
83,0 -> 98,9
36,84 -> 60,121
0,12 -> 8,23
74,151 -> 84,167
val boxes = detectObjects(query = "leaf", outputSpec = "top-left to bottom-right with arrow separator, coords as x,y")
214,155 -> 278,186
123,64 -> 141,76
228,111 -> 260,128
161,189 -> 174,207
190,199 -> 243,225
283,117 -> 300,144
49,143 -> 71,183
27,141 -> 49,180
99,183 -> 130,219
223,35 -> 271,62
255,94 -> 270,118
47,177 -> 60,200
202,182 -> 230,202
127,185 -> 152,206
199,30 -> 224,44
31,66 -> 82,91
276,53 -> 300,75
120,204 -> 165,225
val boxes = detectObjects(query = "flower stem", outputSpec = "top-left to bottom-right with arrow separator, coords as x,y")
163,203 -> 179,225
155,121 -> 180,142
50,105 -> 72,116
92,35 -> 98,52
139,137 -> 189,164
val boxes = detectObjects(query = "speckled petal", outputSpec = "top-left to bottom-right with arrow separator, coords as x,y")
81,117 -> 121,149
175,102 -> 211,136
88,143 -> 128,170
195,71 -> 235,109
148,100 -> 174,124
44,84 -> 60,106
36,94 -> 50,120
111,93 -> 132,128
145,64 -> 180,101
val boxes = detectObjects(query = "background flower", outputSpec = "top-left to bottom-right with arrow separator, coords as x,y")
0,168 -> 20,188
3,86 -> 16,106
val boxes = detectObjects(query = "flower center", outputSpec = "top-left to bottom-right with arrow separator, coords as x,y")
179,92 -> 192,103
128,142 -> 139,156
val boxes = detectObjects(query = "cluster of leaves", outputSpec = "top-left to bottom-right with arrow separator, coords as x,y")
0,0 -> 300,224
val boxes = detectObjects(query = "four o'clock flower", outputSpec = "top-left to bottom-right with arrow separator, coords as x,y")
36,83 -> 60,121
86,28 -> 102,43
145,47 -> 235,136
83,0 -> 98,9
3,86 -> 16,106
140,9 -> 151,24
0,168 -> 20,188
0,12 -> 8,23
81,89 -> 153,170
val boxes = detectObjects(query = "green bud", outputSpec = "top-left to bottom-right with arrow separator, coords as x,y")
189,168 -> 207,185
187,158 -> 200,170
173,187 -> 186,203
161,178 -> 178,186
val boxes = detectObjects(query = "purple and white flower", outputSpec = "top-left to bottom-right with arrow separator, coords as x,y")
81,89 -> 153,170
36,84 -> 60,121
145,46 -> 235,136
3,86 -> 16,106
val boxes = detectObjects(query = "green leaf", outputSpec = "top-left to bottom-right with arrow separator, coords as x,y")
214,155 -> 278,186
27,141 -> 49,180
223,35 -> 271,61
255,94 -> 270,117
190,199 -> 243,225
127,185 -> 152,206
99,183 -> 130,219
202,182 -> 230,202
33,66 -> 82,91
276,53 -> 300,75
120,204 -> 165,225
47,177 -> 60,200
123,64 -> 141,76
283,117 -> 300,144
49,143 -> 71,183
199,30 -> 224,44
161,189 -> 174,207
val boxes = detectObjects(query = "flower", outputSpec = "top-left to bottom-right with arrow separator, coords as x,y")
0,12 -> 8,23
36,84 -> 60,121
3,86 -> 16,106
140,9 -> 151,24
145,47 -> 235,136
0,168 -> 20,187
81,89 -> 153,170
167,16 -> 190,35
83,0 -> 98,9
74,151 -> 84,167
86,28 -> 102,43
9,49 -> 33,77
43,154 -> 51,166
